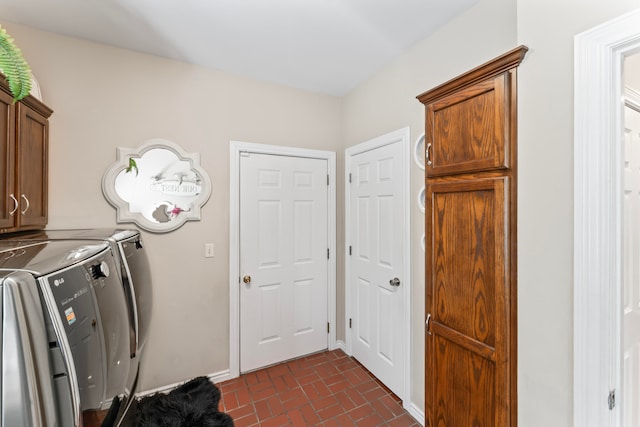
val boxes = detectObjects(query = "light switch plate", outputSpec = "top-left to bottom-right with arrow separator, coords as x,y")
205,243 -> 215,258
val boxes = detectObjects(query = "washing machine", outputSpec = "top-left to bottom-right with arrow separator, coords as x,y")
0,239 -> 136,426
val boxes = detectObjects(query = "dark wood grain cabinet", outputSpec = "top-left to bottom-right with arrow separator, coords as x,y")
417,46 -> 527,427
0,87 -> 15,230
0,78 -> 53,234
426,73 -> 510,176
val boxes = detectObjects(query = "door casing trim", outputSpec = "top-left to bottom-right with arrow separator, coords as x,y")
574,9 -> 640,427
229,141 -> 337,378
344,126 -> 412,408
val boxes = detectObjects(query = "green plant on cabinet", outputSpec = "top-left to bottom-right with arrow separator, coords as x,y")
0,24 -> 31,102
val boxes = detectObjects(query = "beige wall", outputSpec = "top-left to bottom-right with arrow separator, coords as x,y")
342,0 -> 517,413
1,21 -> 343,392
626,53 -> 640,91
516,1 -> 639,425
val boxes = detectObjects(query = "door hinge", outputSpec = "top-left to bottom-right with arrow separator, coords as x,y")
608,389 -> 616,410
327,248 -> 330,259
327,322 -> 330,333
327,174 -> 329,186
349,245 -> 352,255
349,318 -> 352,328
349,173 -> 352,183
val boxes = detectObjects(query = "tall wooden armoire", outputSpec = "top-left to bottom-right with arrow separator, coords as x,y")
417,46 -> 528,426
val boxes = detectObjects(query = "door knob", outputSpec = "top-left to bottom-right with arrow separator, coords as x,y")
389,277 -> 401,287
243,275 -> 251,284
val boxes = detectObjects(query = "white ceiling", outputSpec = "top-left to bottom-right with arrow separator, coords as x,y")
1,0 -> 478,96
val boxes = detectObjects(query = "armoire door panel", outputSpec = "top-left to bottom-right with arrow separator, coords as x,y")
426,73 -> 509,177
427,178 -> 507,348
426,177 -> 510,426
431,335 -> 496,427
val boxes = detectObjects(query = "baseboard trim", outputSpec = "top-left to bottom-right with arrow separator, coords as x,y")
209,369 -> 233,384
335,340 -> 346,352
135,369 -> 232,398
407,402 -> 425,426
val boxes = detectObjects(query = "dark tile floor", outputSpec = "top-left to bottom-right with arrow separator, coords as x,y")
218,349 -> 420,427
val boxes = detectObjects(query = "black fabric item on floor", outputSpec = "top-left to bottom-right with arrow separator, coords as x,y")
133,376 -> 234,427
101,395 -> 121,427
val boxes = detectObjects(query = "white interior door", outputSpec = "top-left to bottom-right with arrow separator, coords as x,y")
347,136 -> 406,398
623,101 -> 640,425
239,152 -> 329,372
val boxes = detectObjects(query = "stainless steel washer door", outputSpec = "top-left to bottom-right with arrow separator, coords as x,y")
40,247 -> 133,416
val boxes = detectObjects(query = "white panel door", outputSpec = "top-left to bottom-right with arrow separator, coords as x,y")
240,152 -> 328,372
623,102 -> 640,425
349,140 -> 404,397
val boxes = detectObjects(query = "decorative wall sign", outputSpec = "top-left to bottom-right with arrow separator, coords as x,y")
102,139 -> 212,233
418,185 -> 425,213
413,133 -> 425,170
416,134 -> 426,252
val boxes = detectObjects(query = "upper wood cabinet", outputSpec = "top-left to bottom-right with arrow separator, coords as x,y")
418,48 -> 526,178
426,73 -> 510,176
0,78 -> 53,234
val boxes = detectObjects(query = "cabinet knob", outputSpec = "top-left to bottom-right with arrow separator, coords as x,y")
9,194 -> 18,216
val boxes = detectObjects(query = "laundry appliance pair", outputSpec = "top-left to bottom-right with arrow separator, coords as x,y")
0,229 -> 152,426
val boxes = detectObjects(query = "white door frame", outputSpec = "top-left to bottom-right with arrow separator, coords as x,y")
229,141 -> 337,378
344,127 -> 411,407
574,8 -> 640,427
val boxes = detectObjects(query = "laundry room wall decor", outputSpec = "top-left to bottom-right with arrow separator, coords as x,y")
102,139 -> 212,233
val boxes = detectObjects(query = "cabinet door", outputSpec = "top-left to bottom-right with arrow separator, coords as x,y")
16,103 -> 48,228
426,73 -> 510,177
425,177 -> 512,427
0,89 -> 15,230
